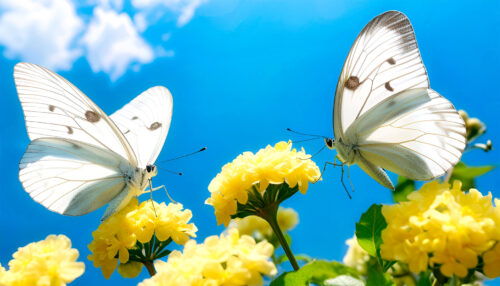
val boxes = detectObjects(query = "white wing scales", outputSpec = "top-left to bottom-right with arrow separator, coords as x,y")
15,62 -> 172,218
332,11 -> 466,188
14,63 -> 138,166
334,11 -> 428,140
110,86 -> 173,168
19,138 -> 132,216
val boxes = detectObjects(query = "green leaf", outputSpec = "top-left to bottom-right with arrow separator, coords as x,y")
416,271 -> 432,286
270,261 -> 359,286
355,204 -> 387,258
366,266 -> 394,286
392,176 -> 415,202
324,275 -> 365,286
451,162 -> 494,178
154,249 -> 172,259
449,162 -> 495,189
277,254 -> 312,265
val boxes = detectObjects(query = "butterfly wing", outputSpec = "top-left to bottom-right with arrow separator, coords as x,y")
19,138 -> 134,216
14,62 -> 138,166
109,86 -> 173,168
334,11 -> 429,142
348,88 -> 466,181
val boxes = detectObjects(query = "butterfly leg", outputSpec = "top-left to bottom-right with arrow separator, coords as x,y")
148,180 -> 158,216
152,184 -> 178,204
339,165 -> 352,199
315,158 -> 343,183
347,165 -> 355,192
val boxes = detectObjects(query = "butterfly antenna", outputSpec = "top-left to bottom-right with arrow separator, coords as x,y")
156,165 -> 182,176
157,147 -> 207,164
286,128 -> 324,138
292,137 -> 322,144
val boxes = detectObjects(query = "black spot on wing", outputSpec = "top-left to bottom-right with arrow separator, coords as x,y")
48,105 -> 55,112
149,122 -> 162,131
85,111 -> 100,123
345,76 -> 360,90
67,126 -> 73,134
132,116 -> 138,120
387,57 -> 396,65
385,82 -> 394,92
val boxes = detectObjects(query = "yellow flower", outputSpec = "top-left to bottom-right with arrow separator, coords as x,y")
3,235 -> 84,286
381,181 -> 500,277
483,242 -> 500,278
138,229 -> 277,286
207,141 -> 320,226
277,207 -> 299,232
229,207 -> 299,238
117,261 -> 143,278
342,236 -> 370,274
88,198 -> 197,279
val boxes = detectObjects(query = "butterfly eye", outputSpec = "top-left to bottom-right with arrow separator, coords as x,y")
324,138 -> 335,149
146,165 -> 153,172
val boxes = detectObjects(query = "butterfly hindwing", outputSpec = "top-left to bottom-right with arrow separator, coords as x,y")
334,11 -> 429,141
19,138 -> 132,216
350,88 -> 466,180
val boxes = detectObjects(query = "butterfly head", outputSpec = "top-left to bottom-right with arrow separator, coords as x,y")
146,164 -> 158,178
324,138 -> 335,150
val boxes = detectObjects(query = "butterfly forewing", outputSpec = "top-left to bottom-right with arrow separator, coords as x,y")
110,86 -> 173,168
14,63 -> 138,166
334,11 -> 429,141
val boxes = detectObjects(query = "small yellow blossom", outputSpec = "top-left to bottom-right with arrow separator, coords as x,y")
229,207 -> 299,238
343,236 -> 370,274
117,261 -> 143,278
88,198 -> 197,279
483,242 -> 500,278
3,235 -> 84,286
459,110 -> 486,141
381,181 -> 500,278
207,141 -> 320,226
139,229 -> 277,286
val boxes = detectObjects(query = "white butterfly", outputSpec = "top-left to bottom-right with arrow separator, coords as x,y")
15,63 -> 173,220
325,11 -> 466,190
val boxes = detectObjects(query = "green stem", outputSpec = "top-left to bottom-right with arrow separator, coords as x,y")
259,203 -> 300,271
143,260 -> 156,277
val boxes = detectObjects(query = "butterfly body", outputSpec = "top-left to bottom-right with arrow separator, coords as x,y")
334,137 -> 357,165
15,63 -> 172,220
329,11 -> 466,189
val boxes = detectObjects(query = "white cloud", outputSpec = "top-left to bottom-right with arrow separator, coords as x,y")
131,0 -> 207,27
133,12 -> 148,32
81,7 -> 154,80
177,0 -> 205,27
0,0 -> 83,70
0,0 -> 207,80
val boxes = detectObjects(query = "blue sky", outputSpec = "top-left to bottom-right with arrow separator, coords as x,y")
1,0 -> 499,285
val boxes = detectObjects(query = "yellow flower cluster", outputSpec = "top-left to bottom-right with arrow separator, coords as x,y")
207,141 -> 320,226
381,181 -> 500,278
139,229 -> 277,286
342,236 -> 370,274
87,198 -> 197,279
229,207 -> 299,238
0,235 -> 84,286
